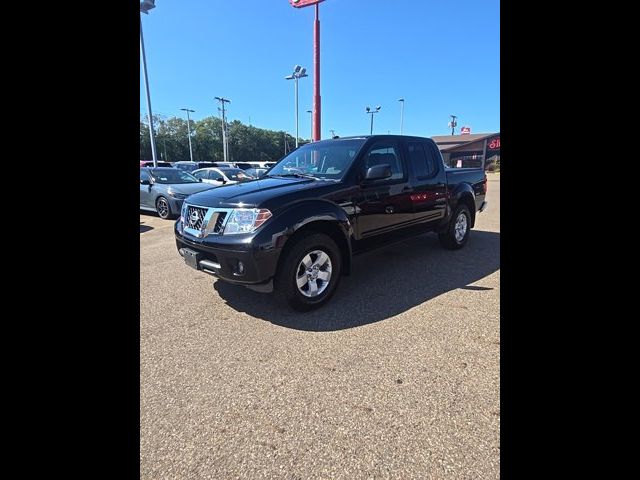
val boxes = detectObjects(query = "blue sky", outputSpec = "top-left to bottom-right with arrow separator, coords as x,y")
140,0 -> 500,139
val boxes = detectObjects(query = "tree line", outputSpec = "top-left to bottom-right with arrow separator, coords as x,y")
140,115 -> 306,163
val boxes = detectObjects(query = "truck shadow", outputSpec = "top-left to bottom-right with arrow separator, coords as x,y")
213,230 -> 500,331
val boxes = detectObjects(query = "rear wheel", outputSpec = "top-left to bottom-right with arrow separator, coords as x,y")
156,196 -> 172,219
275,232 -> 342,311
438,204 -> 471,249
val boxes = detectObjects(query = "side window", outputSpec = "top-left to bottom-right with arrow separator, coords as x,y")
209,169 -> 222,180
140,170 -> 150,182
364,144 -> 404,181
407,142 -> 432,179
424,142 -> 443,173
193,170 -> 206,180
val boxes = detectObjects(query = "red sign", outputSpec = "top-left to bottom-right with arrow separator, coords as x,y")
460,126 -> 471,135
488,137 -> 500,150
289,0 -> 325,8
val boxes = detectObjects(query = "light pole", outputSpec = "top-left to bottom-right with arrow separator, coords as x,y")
398,98 -> 405,135
330,129 -> 336,138
215,97 -> 231,162
140,0 -> 158,167
366,106 -> 381,135
306,109 -> 313,141
180,108 -> 195,162
448,114 -> 458,135
285,65 -> 308,148
289,1 -> 325,141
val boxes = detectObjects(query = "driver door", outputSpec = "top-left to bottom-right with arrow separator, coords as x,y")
353,142 -> 414,239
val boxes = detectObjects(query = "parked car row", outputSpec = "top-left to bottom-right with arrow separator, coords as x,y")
140,159 -> 278,219
141,160 -> 276,172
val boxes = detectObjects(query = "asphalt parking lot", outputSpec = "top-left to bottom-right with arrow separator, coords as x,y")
140,174 -> 500,479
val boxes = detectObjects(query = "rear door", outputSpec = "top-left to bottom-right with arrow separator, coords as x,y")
404,139 -> 448,226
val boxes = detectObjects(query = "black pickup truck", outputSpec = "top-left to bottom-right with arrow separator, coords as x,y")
175,135 -> 487,310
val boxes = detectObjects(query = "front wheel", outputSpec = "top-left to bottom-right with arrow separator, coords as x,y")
275,232 -> 342,311
155,196 -> 172,219
438,204 -> 471,250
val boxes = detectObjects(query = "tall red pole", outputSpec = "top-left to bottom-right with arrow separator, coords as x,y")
312,4 -> 321,141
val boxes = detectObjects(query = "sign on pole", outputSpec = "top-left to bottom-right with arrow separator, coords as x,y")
461,126 -> 471,135
289,0 -> 325,8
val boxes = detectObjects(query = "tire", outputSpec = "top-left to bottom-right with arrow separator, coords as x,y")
438,203 -> 471,250
155,196 -> 172,219
275,232 -> 342,311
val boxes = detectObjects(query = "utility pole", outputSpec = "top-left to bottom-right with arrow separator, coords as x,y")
330,129 -> 336,138
449,114 -> 458,135
398,98 -> 405,135
215,97 -> 231,162
180,108 -> 195,162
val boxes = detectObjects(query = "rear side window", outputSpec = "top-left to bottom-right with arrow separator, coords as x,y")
407,142 -> 432,179
407,142 -> 440,179
425,142 -> 444,171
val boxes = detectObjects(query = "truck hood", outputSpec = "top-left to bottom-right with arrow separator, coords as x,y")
184,177 -> 328,208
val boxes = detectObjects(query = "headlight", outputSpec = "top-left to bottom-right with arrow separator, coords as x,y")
168,191 -> 189,199
223,208 -> 272,235
180,202 -> 188,223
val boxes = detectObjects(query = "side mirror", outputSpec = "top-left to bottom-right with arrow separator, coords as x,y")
198,178 -> 203,182
364,164 -> 392,181
140,179 -> 151,185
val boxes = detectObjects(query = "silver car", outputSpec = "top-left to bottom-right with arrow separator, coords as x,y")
140,167 -> 215,219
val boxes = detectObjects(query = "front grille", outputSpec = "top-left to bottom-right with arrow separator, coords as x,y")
186,206 -> 208,230
213,212 -> 227,233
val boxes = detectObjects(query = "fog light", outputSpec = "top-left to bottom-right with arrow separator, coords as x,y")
233,260 -> 245,276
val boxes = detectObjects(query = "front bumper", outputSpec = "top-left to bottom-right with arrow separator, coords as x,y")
175,223 -> 279,289
479,201 -> 488,212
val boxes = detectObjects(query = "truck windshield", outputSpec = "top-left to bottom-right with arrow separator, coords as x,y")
267,139 -> 366,180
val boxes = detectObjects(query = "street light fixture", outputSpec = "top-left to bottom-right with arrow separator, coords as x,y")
398,98 -> 405,135
285,65 -> 308,148
140,0 -> 158,166
180,108 -> 195,162
366,105 -> 381,135
306,109 -> 313,141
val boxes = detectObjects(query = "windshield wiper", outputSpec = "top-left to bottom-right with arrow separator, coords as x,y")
266,173 -> 317,179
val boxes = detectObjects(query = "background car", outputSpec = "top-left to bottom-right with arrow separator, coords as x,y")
140,167 -> 215,219
191,167 -> 254,186
173,161 -> 221,172
244,167 -> 268,178
140,161 -> 173,168
235,161 -> 273,170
